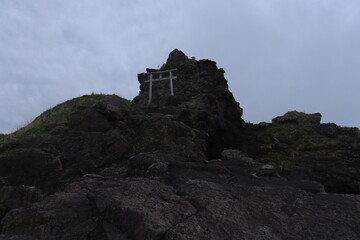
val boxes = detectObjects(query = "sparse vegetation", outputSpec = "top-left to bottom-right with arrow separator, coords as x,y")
0,94 -> 107,146
258,123 -> 360,168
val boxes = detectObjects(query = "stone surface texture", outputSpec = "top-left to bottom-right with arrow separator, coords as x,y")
0,50 -> 359,239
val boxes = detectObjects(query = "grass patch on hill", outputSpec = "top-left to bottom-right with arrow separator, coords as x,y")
0,94 -> 107,146
259,123 -> 360,167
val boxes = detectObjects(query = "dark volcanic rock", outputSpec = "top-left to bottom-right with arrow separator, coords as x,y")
2,175 -> 360,240
1,185 -> 96,239
130,115 -> 206,160
127,151 -> 182,177
1,50 -> 360,239
242,118 -> 360,195
0,149 -> 62,191
68,95 -> 130,132
165,180 -> 360,240
317,123 -> 341,136
0,235 -> 38,240
68,99 -> 113,132
1,178 -> 197,240
0,185 -> 43,227
133,49 -> 244,158
272,111 -> 322,125
165,49 -> 191,69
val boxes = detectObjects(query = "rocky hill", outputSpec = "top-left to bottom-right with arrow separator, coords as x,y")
0,49 -> 359,239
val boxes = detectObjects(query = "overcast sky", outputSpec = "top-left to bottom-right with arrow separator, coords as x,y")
1,0 -> 359,134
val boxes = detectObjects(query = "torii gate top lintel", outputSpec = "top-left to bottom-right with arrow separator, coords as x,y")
144,69 -> 178,104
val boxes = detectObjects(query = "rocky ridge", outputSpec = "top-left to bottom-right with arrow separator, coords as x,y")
0,49 -> 359,239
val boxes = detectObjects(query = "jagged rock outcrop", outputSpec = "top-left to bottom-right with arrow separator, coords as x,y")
133,49 -> 244,158
0,50 -> 359,239
243,111 -> 360,195
165,49 -> 192,69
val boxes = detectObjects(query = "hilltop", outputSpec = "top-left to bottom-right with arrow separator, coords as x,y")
0,49 -> 359,239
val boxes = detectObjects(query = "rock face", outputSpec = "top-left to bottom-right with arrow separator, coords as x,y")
133,50 -> 244,158
243,111 -> 360,195
0,50 -> 359,239
165,49 -> 191,68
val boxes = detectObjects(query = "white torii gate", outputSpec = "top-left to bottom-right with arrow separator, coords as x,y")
144,69 -> 177,104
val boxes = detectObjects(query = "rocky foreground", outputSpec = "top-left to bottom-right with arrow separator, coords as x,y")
0,50 -> 359,239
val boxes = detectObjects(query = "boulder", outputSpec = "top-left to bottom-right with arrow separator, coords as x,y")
105,104 -> 127,121
256,164 -> 276,176
67,95 -> 131,132
221,149 -> 247,160
127,151 -> 183,177
317,123 -> 341,136
102,95 -> 131,121
298,180 -> 325,193
272,111 -> 321,125
221,149 -> 258,167
102,95 -> 131,109
67,100 -> 113,132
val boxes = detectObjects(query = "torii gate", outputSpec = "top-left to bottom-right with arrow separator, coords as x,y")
144,69 -> 177,104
